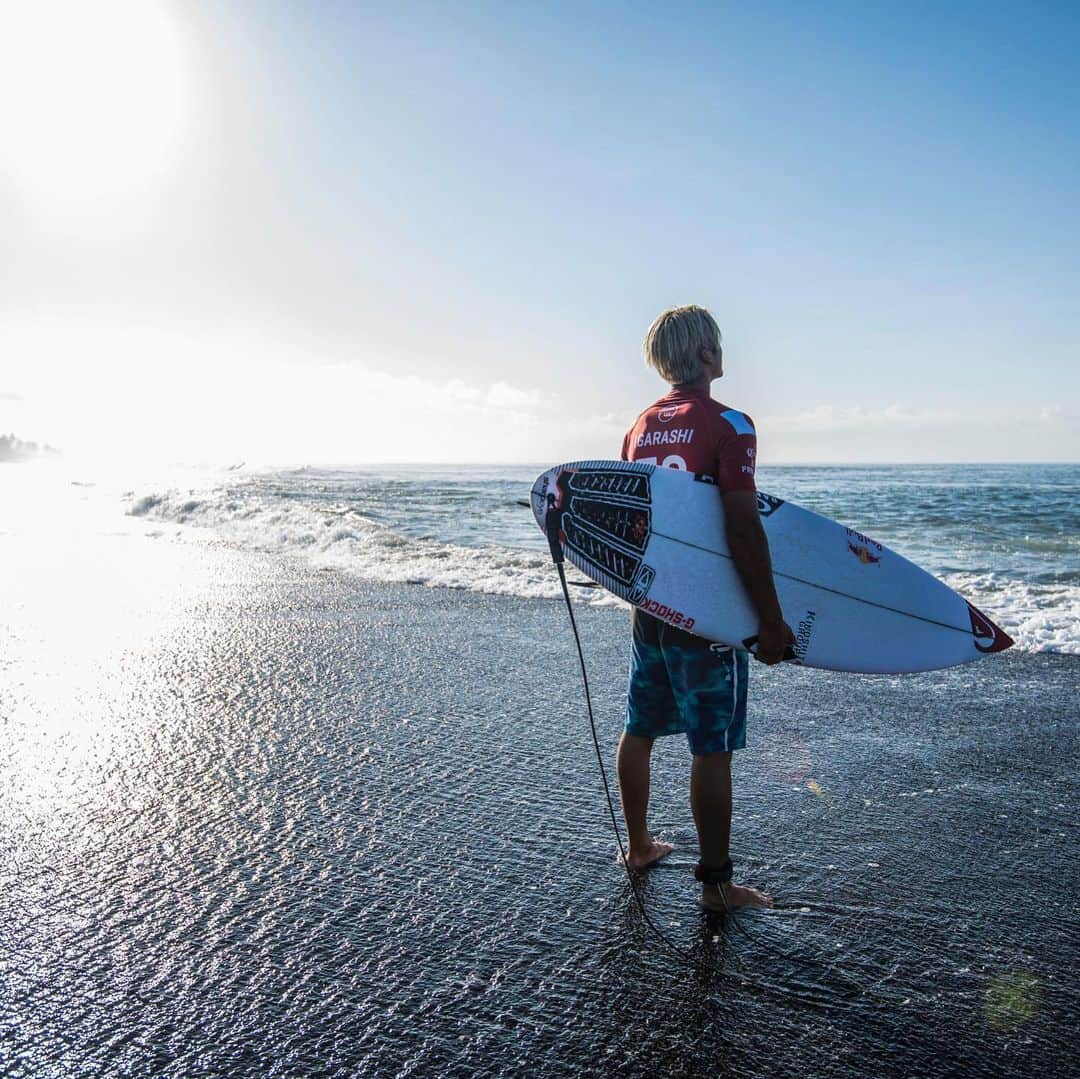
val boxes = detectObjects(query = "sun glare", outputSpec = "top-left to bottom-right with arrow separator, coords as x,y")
0,0 -> 189,203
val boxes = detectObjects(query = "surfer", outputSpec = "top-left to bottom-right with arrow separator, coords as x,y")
618,304 -> 794,912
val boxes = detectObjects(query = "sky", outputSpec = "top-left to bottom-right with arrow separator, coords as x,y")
1,0 -> 1077,466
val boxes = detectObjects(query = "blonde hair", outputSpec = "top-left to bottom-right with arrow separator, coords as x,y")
643,305 -> 721,384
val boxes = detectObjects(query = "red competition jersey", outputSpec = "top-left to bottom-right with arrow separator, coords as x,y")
620,385 -> 758,493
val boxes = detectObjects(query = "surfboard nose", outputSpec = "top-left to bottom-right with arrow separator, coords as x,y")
966,602 -> 1015,654
530,467 -> 560,533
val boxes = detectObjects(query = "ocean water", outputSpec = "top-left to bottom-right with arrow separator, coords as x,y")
123,461 -> 1079,655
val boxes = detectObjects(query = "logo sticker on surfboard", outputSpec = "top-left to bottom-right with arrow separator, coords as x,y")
967,602 -> 1014,653
845,527 -> 883,565
756,492 -> 785,517
628,565 -> 655,604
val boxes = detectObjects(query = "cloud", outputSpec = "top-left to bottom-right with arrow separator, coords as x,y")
485,381 -> 542,409
1038,405 -> 1076,425
758,403 -> 1080,462
7,316 -> 1074,466
0,324 -> 558,465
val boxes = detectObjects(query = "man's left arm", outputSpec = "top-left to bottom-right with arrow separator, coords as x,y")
715,416 -> 794,665
722,490 -> 795,664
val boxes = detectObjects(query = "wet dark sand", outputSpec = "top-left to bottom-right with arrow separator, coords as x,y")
1,539 -> 1076,1077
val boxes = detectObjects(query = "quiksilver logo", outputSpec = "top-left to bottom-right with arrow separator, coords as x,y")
756,492 -> 784,517
794,610 -> 816,660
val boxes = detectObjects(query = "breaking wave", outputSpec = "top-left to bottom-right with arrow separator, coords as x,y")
126,473 -> 1078,654
127,483 -> 622,606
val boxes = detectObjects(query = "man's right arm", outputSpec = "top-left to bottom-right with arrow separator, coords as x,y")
722,490 -> 795,665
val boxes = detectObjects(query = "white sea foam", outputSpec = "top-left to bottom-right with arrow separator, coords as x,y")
127,479 -> 1079,654
943,571 -> 1079,656
127,484 -> 623,607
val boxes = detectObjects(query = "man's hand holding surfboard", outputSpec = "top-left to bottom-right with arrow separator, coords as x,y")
722,488 -> 796,666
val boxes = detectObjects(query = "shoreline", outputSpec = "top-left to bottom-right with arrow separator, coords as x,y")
2,531 -> 1076,1077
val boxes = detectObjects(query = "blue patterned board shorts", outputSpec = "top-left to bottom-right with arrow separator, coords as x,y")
625,610 -> 749,755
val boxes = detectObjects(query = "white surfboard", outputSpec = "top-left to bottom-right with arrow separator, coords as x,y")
531,460 -> 1013,674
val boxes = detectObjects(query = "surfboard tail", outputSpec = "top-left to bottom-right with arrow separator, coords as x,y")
966,601 -> 1015,654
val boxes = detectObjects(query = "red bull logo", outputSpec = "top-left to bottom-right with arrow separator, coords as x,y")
845,527 -> 883,565
847,542 -> 881,565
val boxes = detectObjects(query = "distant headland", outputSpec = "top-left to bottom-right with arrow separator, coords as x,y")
0,433 -> 61,462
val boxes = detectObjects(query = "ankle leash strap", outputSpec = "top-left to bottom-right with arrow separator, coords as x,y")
694,858 -> 733,886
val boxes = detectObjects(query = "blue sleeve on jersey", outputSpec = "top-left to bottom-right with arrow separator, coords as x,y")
719,409 -> 755,436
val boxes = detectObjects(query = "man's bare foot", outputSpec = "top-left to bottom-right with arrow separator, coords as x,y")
621,840 -> 674,871
699,881 -> 773,912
